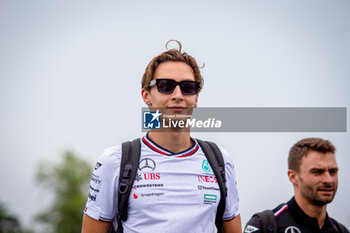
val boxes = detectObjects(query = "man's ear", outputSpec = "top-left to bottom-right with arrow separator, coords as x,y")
194,93 -> 198,108
288,169 -> 298,186
141,88 -> 152,106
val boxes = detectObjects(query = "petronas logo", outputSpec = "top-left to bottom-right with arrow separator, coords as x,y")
202,160 -> 211,173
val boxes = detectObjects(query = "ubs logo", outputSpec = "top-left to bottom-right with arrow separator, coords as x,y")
135,174 -> 142,182
139,158 -> 156,171
285,226 -> 301,233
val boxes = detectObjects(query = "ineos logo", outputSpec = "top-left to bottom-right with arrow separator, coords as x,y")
285,226 -> 301,233
138,158 -> 156,171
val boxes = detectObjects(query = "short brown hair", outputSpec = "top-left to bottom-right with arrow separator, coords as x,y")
141,40 -> 204,91
288,137 -> 336,172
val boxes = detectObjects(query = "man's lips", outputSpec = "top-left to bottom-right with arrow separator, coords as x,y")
317,187 -> 334,195
168,106 -> 185,111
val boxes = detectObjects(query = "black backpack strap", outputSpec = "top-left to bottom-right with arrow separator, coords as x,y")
196,139 -> 227,233
255,210 -> 277,233
113,138 -> 141,233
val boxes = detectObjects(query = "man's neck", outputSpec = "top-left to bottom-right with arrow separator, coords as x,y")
148,131 -> 193,153
294,194 -> 328,229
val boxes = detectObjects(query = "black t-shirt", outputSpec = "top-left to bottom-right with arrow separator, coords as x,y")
244,197 -> 349,233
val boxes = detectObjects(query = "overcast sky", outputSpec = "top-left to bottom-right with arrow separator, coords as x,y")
1,0 -> 349,230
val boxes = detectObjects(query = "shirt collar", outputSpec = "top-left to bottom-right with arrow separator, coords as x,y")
288,196 -> 332,231
142,132 -> 199,158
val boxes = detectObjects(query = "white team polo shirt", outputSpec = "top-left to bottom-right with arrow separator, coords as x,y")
84,135 -> 240,233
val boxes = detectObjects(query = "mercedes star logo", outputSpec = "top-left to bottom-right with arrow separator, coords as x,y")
285,226 -> 301,233
138,158 -> 156,171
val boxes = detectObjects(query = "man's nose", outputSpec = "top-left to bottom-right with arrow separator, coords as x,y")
322,172 -> 334,184
171,85 -> 184,100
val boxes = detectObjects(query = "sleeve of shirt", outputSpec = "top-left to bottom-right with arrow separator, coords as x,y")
84,145 -> 122,222
334,221 -> 350,233
244,215 -> 263,233
219,146 -> 240,221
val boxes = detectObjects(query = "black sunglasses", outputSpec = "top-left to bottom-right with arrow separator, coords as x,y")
149,79 -> 200,95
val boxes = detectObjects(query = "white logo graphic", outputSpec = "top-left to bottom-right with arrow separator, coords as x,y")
285,226 -> 301,233
244,225 -> 259,233
151,110 -> 161,122
143,110 -> 161,129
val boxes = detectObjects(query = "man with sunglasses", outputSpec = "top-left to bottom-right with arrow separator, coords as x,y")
81,40 -> 242,233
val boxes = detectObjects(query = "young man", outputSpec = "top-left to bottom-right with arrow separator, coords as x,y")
81,41 -> 242,233
244,137 -> 349,233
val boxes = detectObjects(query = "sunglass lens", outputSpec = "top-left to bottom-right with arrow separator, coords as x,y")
180,81 -> 199,95
157,79 -> 175,93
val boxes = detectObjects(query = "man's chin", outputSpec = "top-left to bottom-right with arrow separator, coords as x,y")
310,196 -> 334,206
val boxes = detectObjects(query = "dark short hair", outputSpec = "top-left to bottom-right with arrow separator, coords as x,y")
288,137 -> 336,172
141,40 -> 204,92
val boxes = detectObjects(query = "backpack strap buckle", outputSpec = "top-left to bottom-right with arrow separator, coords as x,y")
118,183 -> 129,194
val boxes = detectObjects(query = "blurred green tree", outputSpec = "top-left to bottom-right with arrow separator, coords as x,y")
36,151 -> 92,233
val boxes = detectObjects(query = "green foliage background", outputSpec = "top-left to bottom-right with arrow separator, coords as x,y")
35,151 -> 92,233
